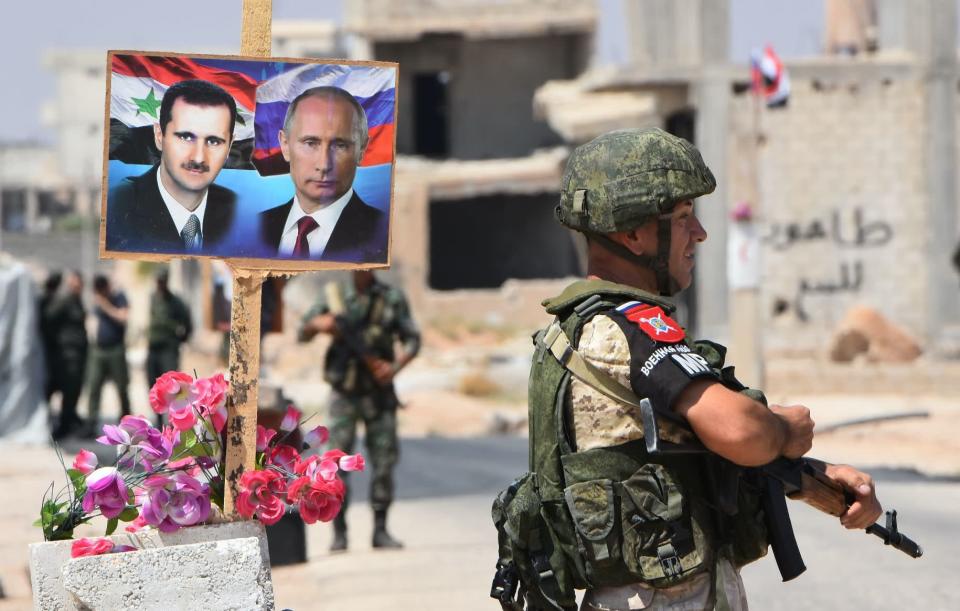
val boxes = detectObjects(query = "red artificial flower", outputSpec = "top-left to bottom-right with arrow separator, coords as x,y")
236,469 -> 287,526
71,537 -> 114,558
267,445 -> 301,473
288,476 -> 346,524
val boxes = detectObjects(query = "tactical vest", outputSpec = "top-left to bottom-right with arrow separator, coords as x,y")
492,280 -> 768,611
322,281 -> 390,395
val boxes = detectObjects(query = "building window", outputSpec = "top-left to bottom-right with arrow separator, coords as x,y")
414,72 -> 450,157
428,193 -> 583,290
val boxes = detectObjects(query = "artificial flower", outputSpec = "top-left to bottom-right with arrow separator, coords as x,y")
236,469 -> 287,525
267,445 -> 301,473
288,476 -> 345,524
137,472 -> 211,533
149,371 -> 196,415
256,425 -> 276,452
81,467 -> 128,519
71,537 -> 114,558
303,425 -> 330,448
72,449 -> 98,475
279,405 -> 301,432
340,454 -> 365,472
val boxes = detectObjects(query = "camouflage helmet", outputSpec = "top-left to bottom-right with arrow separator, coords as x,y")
556,127 -> 716,233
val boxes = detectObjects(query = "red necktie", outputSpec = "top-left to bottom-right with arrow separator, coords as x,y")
292,216 -> 319,258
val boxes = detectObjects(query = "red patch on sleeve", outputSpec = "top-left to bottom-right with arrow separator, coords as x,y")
622,304 -> 686,343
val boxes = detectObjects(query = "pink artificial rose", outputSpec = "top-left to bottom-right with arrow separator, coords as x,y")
148,371 -> 196,415
340,454 -> 365,472
236,469 -> 287,526
167,457 -> 201,477
72,449 -> 98,475
303,425 -> 329,448
267,445 -> 301,473
71,537 -> 114,558
193,374 -> 227,411
256,425 -> 277,452
82,467 -> 128,519
207,404 -> 228,433
294,454 -> 339,483
279,404 -> 301,432
168,403 -> 198,432
288,476 -> 345,524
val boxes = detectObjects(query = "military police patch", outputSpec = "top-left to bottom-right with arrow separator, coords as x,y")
616,301 -> 685,343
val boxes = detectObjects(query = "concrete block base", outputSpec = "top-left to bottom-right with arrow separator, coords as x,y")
30,521 -> 274,610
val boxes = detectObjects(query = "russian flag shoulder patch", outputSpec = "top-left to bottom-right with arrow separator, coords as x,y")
615,301 -> 685,343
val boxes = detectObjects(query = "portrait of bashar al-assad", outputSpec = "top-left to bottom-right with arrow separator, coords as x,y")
257,86 -> 388,263
105,79 -> 238,255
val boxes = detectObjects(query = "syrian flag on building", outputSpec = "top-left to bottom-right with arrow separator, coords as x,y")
108,54 -> 258,169
252,63 -> 396,176
750,45 -> 790,108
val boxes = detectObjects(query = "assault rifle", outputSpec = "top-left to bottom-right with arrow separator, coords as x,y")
638,398 -> 922,581
330,314 -> 402,410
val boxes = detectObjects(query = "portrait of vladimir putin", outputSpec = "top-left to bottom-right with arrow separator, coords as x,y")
258,86 -> 388,263
105,79 -> 237,255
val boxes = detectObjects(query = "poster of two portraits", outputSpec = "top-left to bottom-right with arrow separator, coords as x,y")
100,52 -> 398,267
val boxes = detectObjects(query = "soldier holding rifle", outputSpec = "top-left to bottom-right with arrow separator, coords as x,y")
299,270 -> 420,552
490,129 -> 914,611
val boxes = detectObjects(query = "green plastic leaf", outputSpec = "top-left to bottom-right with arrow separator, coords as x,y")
105,518 -> 119,536
118,506 -> 139,522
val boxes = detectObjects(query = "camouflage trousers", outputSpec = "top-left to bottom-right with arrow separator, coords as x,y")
328,390 -> 399,512
87,344 -> 131,421
581,558 -> 748,611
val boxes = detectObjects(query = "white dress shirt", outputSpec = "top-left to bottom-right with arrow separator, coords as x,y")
156,170 -> 208,247
278,189 -> 353,258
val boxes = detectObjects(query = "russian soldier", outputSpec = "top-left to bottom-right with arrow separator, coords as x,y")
507,128 -> 882,610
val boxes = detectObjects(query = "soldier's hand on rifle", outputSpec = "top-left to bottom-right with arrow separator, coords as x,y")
304,313 -> 338,339
369,357 -> 395,385
770,404 -> 814,459
824,463 -> 882,529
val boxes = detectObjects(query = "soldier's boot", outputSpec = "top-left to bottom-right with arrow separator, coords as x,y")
330,513 -> 348,553
372,509 -> 403,549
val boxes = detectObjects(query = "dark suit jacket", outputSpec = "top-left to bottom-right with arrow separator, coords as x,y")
105,165 -> 236,255
258,193 -> 388,263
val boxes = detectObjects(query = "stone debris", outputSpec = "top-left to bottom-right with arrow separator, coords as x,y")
828,305 -> 922,363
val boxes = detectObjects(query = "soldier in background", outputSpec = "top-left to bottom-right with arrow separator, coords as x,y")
299,270 -> 420,552
48,270 -> 88,440
146,267 -> 193,425
37,270 -> 62,403
85,274 -> 131,435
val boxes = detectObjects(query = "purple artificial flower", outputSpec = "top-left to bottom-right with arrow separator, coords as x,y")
137,472 -> 211,533
97,415 -> 172,470
82,467 -> 129,519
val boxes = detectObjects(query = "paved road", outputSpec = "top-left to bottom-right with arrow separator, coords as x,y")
278,436 -> 960,610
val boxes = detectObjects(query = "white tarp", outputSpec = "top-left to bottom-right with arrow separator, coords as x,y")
0,255 -> 49,443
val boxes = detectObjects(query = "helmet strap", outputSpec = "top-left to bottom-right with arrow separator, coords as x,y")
585,213 -> 678,296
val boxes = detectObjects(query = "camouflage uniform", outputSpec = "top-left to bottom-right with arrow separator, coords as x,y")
87,290 -> 131,424
146,288 -> 192,388
299,277 -> 420,523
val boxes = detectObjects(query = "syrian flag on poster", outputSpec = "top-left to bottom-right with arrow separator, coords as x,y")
750,45 -> 790,108
109,54 -> 258,169
252,64 -> 396,176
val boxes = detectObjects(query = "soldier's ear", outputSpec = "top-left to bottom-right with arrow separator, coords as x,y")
616,226 -> 653,256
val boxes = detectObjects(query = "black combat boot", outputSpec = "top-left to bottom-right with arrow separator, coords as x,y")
372,509 -> 403,549
330,513 -> 348,552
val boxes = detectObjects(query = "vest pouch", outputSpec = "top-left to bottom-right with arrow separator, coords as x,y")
563,478 -> 621,581
618,463 -> 706,587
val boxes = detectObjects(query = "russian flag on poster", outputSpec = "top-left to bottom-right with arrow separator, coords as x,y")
109,54 -> 258,168
750,45 -> 790,108
252,63 -> 397,176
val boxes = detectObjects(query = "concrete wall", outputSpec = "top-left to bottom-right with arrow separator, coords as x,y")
375,33 -> 588,159
728,62 -> 932,356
